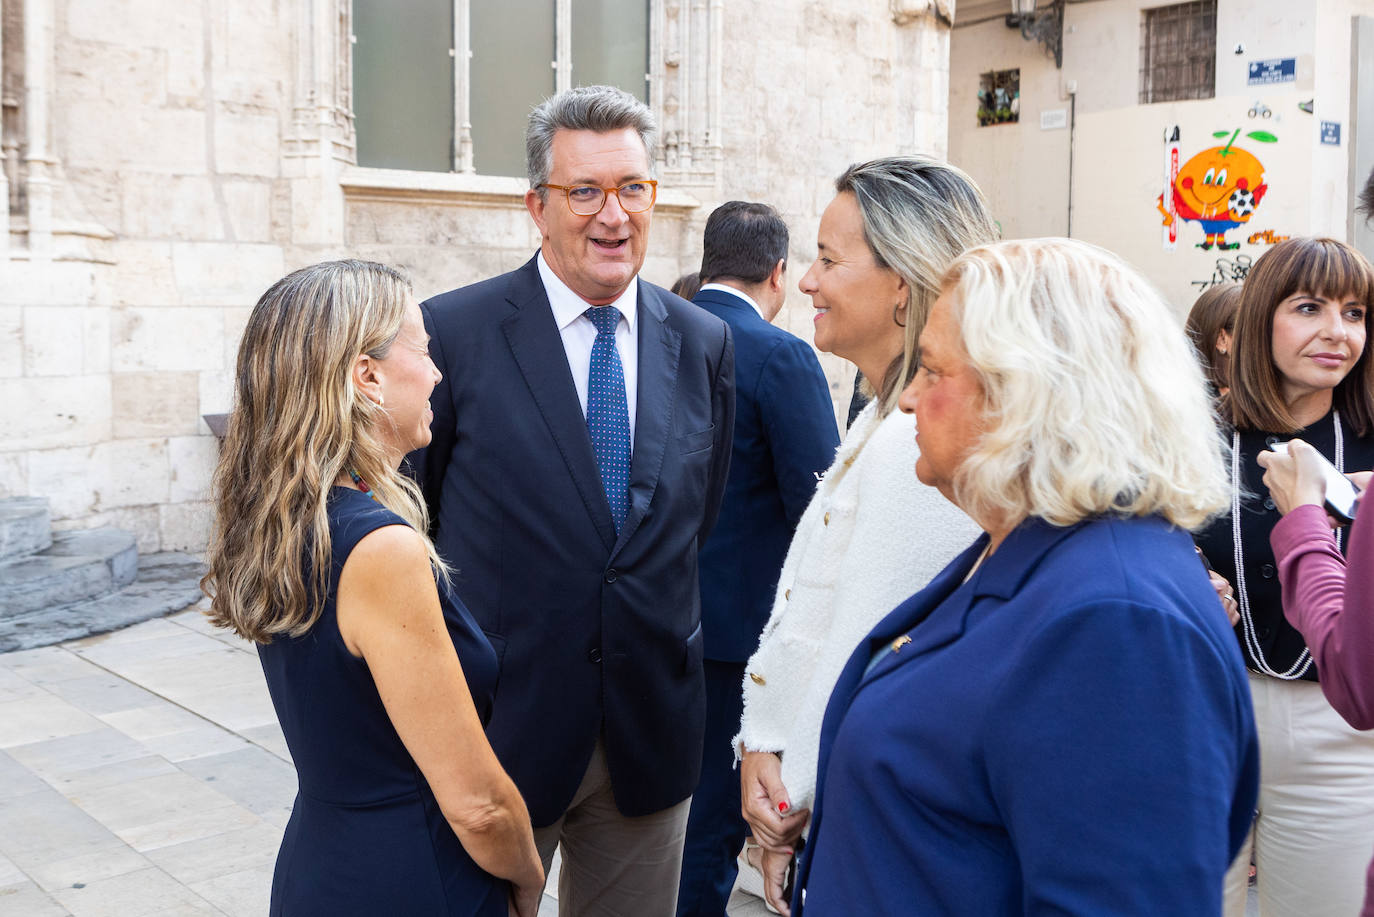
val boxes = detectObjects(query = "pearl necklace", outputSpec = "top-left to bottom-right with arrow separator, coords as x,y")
1230,410 -> 1344,679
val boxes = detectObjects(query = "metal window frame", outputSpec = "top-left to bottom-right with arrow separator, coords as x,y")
1139,0 -> 1217,105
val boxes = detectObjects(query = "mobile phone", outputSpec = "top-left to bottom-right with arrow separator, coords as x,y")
1267,441 -> 1360,524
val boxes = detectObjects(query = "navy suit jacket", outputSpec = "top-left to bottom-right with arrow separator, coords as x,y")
691,288 -> 839,663
412,255 -> 735,825
794,515 -> 1259,916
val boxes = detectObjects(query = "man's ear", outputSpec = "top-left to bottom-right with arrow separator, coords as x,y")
353,353 -> 384,406
525,188 -> 549,239
769,258 -> 787,291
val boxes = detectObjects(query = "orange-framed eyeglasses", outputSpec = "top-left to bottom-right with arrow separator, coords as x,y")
540,180 -> 658,216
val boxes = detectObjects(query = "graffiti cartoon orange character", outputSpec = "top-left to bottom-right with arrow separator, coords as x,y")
1157,128 -> 1274,250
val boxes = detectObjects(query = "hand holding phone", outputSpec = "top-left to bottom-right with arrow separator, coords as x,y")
1261,439 -> 1361,524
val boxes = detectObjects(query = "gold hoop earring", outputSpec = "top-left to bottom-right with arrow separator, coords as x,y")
893,303 -> 907,328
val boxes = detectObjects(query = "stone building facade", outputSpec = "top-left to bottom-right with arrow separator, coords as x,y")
0,0 -> 954,553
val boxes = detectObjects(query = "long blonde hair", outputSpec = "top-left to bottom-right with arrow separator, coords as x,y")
835,156 -> 997,415
202,260 -> 445,643
943,239 -> 1230,531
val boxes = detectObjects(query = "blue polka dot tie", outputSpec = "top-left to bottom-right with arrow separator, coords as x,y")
584,306 -> 632,531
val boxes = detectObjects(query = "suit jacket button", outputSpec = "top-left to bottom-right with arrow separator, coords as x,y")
749,672 -> 766,685
604,568 -> 618,584
588,647 -> 602,664
1261,563 -> 1275,579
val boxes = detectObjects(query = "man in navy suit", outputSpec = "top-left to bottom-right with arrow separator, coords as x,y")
413,86 -> 734,916
675,202 -> 839,917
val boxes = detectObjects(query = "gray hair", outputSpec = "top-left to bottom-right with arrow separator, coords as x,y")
526,85 -> 658,194
835,156 -> 997,415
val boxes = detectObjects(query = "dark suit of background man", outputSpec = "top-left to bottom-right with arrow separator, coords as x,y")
675,202 -> 840,917
413,85 -> 735,917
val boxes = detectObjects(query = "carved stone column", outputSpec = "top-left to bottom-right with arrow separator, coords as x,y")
285,0 -> 353,245
22,0 -> 51,257
1,0 -> 20,238
0,1 -> 9,255
651,0 -> 720,197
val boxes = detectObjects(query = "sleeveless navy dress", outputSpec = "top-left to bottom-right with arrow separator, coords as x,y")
257,487 -> 505,916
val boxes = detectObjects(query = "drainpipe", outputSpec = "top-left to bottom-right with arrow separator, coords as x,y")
1067,82 -> 1077,237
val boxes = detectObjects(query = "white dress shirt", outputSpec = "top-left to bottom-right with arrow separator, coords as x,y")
537,251 -> 639,442
698,282 -> 766,320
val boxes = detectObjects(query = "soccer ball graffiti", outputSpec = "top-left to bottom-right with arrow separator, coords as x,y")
1228,187 -> 1256,218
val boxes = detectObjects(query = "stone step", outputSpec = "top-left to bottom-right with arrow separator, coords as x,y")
0,553 -> 207,652
0,497 -> 52,560
0,528 -> 138,618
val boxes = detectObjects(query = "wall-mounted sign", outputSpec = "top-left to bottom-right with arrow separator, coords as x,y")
1248,58 -> 1296,85
1320,121 -> 1341,145
1041,109 -> 1067,130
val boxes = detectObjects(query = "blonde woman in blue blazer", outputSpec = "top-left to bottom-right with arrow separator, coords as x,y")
793,239 -> 1259,916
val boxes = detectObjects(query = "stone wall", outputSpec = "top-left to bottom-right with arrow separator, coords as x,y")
0,0 -> 951,553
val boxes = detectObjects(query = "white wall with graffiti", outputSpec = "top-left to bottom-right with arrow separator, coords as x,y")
950,0 -> 1374,314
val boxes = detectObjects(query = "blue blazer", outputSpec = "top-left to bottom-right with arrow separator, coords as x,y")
412,255 -> 735,825
794,515 -> 1259,917
691,288 -> 839,662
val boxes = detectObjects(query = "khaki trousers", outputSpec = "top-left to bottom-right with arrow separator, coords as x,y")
533,739 -> 692,917
1223,674 -> 1374,917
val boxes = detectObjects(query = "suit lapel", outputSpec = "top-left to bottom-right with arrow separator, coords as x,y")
802,534 -> 987,900
612,281 -> 680,557
838,535 -> 987,713
500,258 -> 617,552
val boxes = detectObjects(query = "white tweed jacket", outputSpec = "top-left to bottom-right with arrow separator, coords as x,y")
733,400 -> 982,813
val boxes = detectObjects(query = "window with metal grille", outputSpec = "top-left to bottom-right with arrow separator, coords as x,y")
1139,0 -> 1217,104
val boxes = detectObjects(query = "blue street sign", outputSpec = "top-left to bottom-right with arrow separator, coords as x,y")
1248,58 -> 1296,85
1320,121 -> 1341,145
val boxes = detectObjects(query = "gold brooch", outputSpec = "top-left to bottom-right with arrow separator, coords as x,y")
890,635 -> 912,653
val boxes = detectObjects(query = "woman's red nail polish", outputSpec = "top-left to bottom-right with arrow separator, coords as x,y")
778,801 -> 789,813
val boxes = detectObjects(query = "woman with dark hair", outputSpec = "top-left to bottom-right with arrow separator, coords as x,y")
1185,281 -> 1241,397
1193,237 -> 1374,917
202,261 -> 543,916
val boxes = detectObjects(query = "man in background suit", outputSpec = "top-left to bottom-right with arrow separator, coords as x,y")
675,201 -> 840,917
414,85 -> 734,917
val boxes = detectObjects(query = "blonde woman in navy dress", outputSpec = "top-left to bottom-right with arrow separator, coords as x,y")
202,261 -> 544,916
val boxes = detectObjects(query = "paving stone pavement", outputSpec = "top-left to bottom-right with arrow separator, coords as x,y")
0,606 -> 565,917
0,606 -> 1259,917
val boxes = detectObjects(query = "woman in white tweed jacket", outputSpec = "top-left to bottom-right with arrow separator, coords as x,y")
732,156 -> 996,914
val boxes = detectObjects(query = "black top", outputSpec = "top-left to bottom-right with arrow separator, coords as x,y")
257,486 -> 503,916
1195,409 -> 1374,681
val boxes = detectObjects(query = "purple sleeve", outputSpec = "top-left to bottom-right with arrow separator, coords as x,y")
1270,503 -> 1374,728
